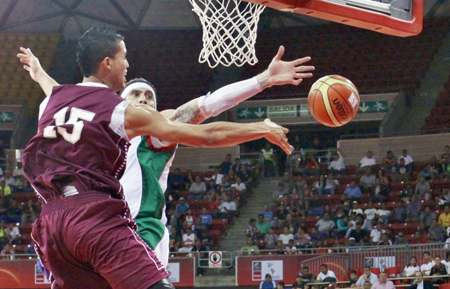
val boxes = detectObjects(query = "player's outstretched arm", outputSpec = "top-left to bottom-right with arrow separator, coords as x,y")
125,104 -> 293,154
17,47 -> 59,97
163,45 -> 314,125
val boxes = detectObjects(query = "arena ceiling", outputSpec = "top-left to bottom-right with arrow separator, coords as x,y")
0,0 -> 447,39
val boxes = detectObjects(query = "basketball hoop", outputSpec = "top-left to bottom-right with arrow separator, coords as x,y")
188,0 -> 265,68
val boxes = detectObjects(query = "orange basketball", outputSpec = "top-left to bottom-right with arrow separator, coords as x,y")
308,75 -> 360,127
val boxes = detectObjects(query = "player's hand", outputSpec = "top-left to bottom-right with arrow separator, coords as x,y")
263,118 -> 293,155
17,47 -> 44,83
264,45 -> 315,87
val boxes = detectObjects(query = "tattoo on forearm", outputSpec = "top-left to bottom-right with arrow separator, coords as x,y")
173,104 -> 206,124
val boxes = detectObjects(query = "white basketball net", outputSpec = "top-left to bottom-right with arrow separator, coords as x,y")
188,0 -> 266,68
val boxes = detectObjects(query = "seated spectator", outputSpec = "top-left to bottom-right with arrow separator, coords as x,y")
356,267 -> 379,286
189,176 -> 207,200
344,181 -> 362,200
348,201 -> 363,216
372,273 -> 395,289
6,200 -> 21,223
329,149 -> 346,175
364,202 -> 378,221
313,174 -> 337,196
411,231 -> 428,244
306,193 -> 325,216
206,179 -> 217,193
407,196 -> 423,222
316,212 -> 335,236
356,214 -> 372,231
336,215 -> 349,237
409,272 -> 433,289
185,169 -> 195,189
206,167 -> 224,186
183,209 -> 196,228
0,243 -> 14,260
348,270 -> 358,287
421,252 -> 436,276
394,158 -> 412,181
290,188 -> 300,204
378,233 -> 392,246
218,154 -> 233,175
169,227 -> 181,252
279,227 -> 294,245
382,150 -> 397,173
264,227 -> 279,249
430,256 -> 448,285
415,176 -> 431,201
272,204 -> 289,227
226,170 -> 236,185
399,149 -> 414,172
3,171 -> 15,188
404,257 -> 420,278
301,267 -> 316,285
400,181 -> 414,202
294,227 -> 311,247
420,206 -> 436,227
370,220 -> 386,245
199,208 -> 213,228
429,219 -> 446,242
231,158 -> 241,175
285,239 -> 297,255
218,195 -> 237,221
241,237 -> 260,255
349,222 -> 367,243
292,274 -> 304,289
168,168 -> 186,191
392,203 -> 407,223
421,157 -> 441,180
246,218 -> 258,240
316,264 -> 337,282
256,214 -> 271,235
231,177 -> 246,193
394,232 -> 409,245
360,168 -> 376,192
283,213 -> 299,234
292,197 -> 307,217
21,199 -> 37,224
438,205 -> 450,227
175,197 -> 189,215
442,157 -> 450,179
275,240 -> 285,255
259,273 -> 276,289
356,151 -> 376,174
178,226 -> 197,252
310,227 -> 327,242
260,204 -> 274,221
272,183 -> 288,204
12,161 -> 24,177
0,180 -> 11,200
280,172 -> 293,190
277,282 -> 285,289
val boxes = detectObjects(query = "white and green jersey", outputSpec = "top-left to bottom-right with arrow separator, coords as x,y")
120,135 -> 177,267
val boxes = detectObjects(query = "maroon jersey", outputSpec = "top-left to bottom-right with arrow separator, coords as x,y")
23,84 -> 130,203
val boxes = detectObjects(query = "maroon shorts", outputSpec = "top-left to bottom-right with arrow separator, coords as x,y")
32,192 -> 169,289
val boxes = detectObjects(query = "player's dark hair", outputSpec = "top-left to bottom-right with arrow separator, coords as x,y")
320,264 -> 327,268
123,78 -> 157,95
350,270 -> 357,274
77,27 -> 124,77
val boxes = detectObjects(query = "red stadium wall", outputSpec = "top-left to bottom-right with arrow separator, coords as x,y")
0,258 -> 195,288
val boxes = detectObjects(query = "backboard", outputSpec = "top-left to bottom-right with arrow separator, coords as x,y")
243,0 -> 423,37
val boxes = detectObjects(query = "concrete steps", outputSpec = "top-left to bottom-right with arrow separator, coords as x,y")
219,177 -> 280,252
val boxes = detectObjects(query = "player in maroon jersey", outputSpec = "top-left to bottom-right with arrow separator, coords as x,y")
21,27 -> 293,289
